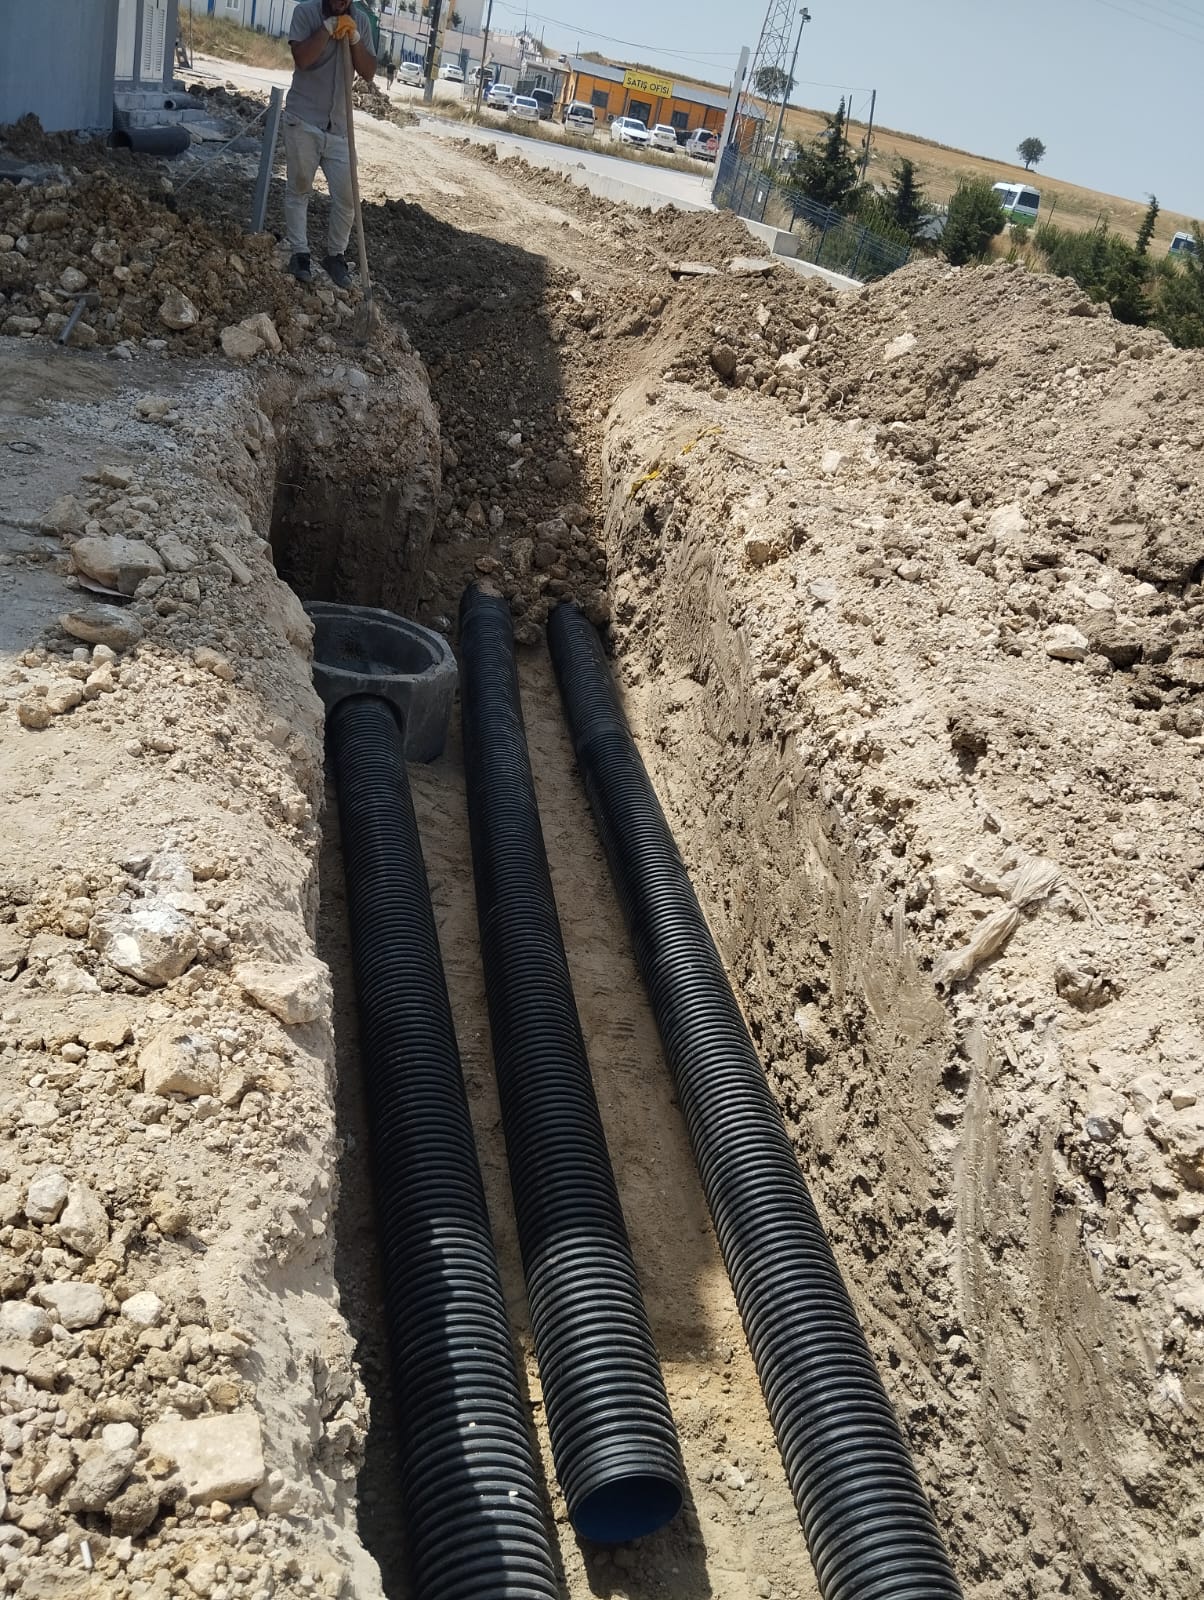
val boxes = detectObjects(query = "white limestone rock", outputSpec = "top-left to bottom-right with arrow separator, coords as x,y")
143,1412 -> 265,1503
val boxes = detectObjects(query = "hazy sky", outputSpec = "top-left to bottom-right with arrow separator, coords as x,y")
489,0 -> 1203,218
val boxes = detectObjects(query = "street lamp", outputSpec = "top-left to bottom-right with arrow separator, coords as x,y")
768,7 -> 809,172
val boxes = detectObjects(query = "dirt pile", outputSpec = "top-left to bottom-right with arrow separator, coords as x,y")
468,144 -> 753,265
0,344 -> 408,1598
658,257 -> 1204,717
596,253 -> 1204,1599
352,77 -> 417,129
186,80 -> 271,130
0,163 -> 376,358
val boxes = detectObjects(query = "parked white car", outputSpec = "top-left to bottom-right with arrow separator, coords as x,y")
398,61 -> 423,88
610,116 -> 650,147
650,124 -> 680,151
685,128 -> 718,162
511,95 -> 540,122
438,63 -> 464,83
1169,230 -> 1199,258
486,81 -> 515,109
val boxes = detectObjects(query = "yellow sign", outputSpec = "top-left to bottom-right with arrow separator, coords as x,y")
623,67 -> 673,100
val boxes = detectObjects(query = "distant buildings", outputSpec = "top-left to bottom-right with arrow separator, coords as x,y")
561,59 -> 728,137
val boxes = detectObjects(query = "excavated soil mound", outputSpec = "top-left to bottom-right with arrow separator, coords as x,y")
654,257 -> 1204,715
186,80 -> 271,129
467,144 -> 755,263
596,251 -> 1204,1600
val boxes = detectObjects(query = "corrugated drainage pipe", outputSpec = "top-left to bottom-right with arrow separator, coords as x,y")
458,587 -> 685,1544
546,603 -> 964,1600
327,694 -> 560,1600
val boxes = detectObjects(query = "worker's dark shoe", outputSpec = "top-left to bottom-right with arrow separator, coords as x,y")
287,251 -> 313,284
323,252 -> 353,290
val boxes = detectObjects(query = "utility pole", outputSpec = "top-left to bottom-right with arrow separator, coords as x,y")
859,87 -> 877,181
423,0 -> 445,102
768,7 -> 808,173
474,0 -> 494,114
713,44 -> 749,200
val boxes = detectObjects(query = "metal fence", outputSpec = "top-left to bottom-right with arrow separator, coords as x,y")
713,146 -> 911,283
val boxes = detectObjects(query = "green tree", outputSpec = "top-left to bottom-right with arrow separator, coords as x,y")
787,98 -> 862,211
885,157 -> 929,237
1017,137 -> 1046,170
754,65 -> 794,100
1101,196 -> 1160,322
1151,229 -> 1204,348
1134,194 -> 1159,256
942,178 -> 1006,265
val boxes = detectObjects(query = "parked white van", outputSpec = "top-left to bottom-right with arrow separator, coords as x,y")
1169,230 -> 1199,258
992,182 -> 1041,224
563,101 -> 596,135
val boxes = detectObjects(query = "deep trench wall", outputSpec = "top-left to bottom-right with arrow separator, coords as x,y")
269,359 -> 440,616
596,379 -> 1199,1600
0,339 -> 454,1599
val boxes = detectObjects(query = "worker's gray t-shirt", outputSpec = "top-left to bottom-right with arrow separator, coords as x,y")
286,1 -> 372,135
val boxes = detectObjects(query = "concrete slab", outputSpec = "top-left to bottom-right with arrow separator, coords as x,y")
741,220 -> 800,259
771,254 -> 864,293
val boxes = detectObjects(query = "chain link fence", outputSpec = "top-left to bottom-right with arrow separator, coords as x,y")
713,147 -> 911,284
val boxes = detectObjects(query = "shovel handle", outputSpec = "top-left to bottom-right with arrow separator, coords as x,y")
342,38 -> 372,306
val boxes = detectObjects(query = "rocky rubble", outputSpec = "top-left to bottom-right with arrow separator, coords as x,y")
0,156 -> 376,359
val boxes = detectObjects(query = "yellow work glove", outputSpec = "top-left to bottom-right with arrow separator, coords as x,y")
324,14 -> 360,42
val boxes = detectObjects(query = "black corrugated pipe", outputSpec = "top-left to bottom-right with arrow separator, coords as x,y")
327,695 -> 560,1600
546,603 -> 964,1600
458,587 -> 685,1545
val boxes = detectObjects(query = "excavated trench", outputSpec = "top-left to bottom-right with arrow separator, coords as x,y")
249,180 -> 980,1593
290,588 -> 829,1599
246,240 -> 1204,1598
258,363 -> 839,1597
5,104 -> 1197,1600
265,391 -> 965,1600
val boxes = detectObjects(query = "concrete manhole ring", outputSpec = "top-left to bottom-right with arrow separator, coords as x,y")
305,601 -> 457,763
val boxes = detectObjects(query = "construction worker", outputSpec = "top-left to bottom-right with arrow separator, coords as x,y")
284,0 -> 376,288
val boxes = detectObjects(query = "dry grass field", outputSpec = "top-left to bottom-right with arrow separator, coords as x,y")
659,62 -> 1198,247
181,11 -> 294,71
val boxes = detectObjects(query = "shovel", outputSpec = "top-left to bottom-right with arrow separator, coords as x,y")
341,37 -> 376,345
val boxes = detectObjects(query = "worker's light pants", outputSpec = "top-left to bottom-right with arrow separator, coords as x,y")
283,116 -> 354,257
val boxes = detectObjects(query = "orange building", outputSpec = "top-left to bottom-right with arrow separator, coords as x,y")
560,58 -> 728,140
